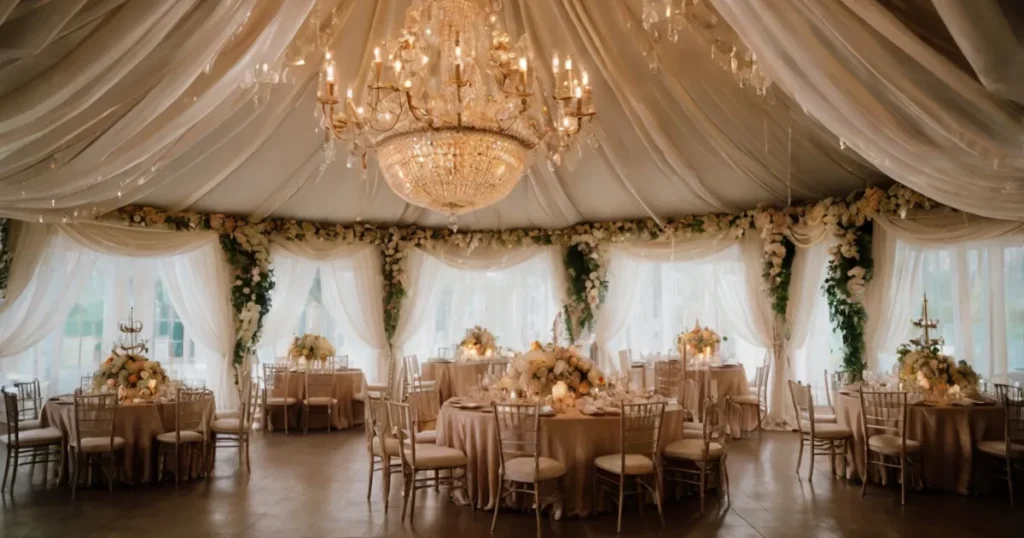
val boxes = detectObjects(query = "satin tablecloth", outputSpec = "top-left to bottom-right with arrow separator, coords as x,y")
420,361 -> 495,403
269,370 -> 365,430
681,364 -> 757,438
436,403 -> 686,517
41,397 -> 215,485
836,392 -> 1005,494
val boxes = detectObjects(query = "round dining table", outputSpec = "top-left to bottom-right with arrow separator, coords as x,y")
269,369 -> 365,430
41,396 -> 215,485
435,402 -> 686,517
835,391 -> 1005,494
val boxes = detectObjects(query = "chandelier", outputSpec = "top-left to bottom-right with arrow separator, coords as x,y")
316,0 -> 596,227
629,0 -> 773,97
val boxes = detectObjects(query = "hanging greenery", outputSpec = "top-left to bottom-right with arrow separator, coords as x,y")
0,218 -> 10,302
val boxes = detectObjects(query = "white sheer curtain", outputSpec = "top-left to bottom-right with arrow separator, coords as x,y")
785,241 -> 839,405
0,223 -> 236,407
258,241 -> 389,383
394,245 -> 564,365
598,236 -> 772,374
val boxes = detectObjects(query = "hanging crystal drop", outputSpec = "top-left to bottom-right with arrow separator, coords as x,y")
448,214 -> 458,232
346,153 -> 356,168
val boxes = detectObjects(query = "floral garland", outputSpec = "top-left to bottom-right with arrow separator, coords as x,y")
100,184 -> 940,380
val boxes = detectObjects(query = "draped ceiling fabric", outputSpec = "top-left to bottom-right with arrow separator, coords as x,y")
0,0 -> 896,229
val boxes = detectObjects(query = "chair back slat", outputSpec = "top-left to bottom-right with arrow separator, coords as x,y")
1,389 -> 21,442
175,388 -> 211,438
654,361 -> 683,401
80,376 -> 93,393
73,392 -> 117,447
998,385 -> 1024,443
362,378 -> 391,443
859,390 -> 907,438
620,402 -> 666,457
262,363 -> 290,396
305,369 -> 336,399
12,379 -> 42,421
788,380 -> 815,433
493,403 -> 540,475
386,400 -> 416,469
701,395 -> 727,446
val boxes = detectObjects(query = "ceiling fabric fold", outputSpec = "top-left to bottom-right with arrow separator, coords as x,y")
0,0 -> 1016,228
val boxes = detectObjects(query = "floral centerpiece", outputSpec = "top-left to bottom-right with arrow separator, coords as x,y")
676,321 -> 726,358
497,341 -> 606,401
458,325 -> 497,359
288,334 -> 336,367
896,295 -> 979,403
91,308 -> 169,402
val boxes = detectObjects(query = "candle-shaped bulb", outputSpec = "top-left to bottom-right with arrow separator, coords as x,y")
373,47 -> 381,62
562,116 -> 571,129
455,45 -> 463,61
574,86 -> 582,99
552,53 -> 560,73
393,58 -> 402,74
564,55 -> 573,71
518,56 -> 528,72
346,86 -> 353,99
324,62 -> 335,83
581,68 -> 589,86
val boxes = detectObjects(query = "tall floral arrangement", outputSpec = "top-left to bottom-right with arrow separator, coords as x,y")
498,341 -> 606,396
288,334 -> 336,363
677,323 -> 726,355
897,346 -> 978,400
459,326 -> 497,358
92,349 -> 169,396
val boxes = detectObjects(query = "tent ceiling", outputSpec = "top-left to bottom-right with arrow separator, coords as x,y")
0,0 -> 1015,229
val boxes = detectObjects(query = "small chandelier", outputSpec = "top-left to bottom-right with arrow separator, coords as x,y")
632,0 -> 773,97
317,0 -> 596,227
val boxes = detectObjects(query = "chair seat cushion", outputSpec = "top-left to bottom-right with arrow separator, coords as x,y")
215,410 -> 240,420
74,436 -> 126,453
663,439 -> 726,461
372,436 -> 401,456
18,418 -> 41,431
977,440 -> 1024,458
683,421 -> 703,431
868,434 -> 921,455
800,422 -> 853,440
504,456 -> 566,483
353,392 -> 367,402
594,453 -> 655,475
813,413 -> 838,424
156,430 -> 204,444
305,397 -> 338,406
266,396 -> 298,405
414,430 -> 437,444
681,428 -> 704,439
1,426 -> 62,447
405,444 -> 468,469
730,394 -> 760,405
211,418 -> 243,433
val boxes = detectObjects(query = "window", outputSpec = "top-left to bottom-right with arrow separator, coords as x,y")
52,267 -> 108,392
152,279 -> 197,375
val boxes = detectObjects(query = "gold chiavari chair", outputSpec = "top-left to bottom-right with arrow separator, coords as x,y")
156,388 -> 212,488
491,402 -> 566,538
789,381 -> 852,481
261,363 -> 296,435
403,355 -> 436,393
663,396 -> 730,515
1,388 -> 63,492
386,400 -> 469,522
405,382 -> 440,444
977,384 -> 1024,506
822,370 -> 845,420
70,392 -> 124,498
654,361 -> 683,403
303,362 -> 338,434
859,390 -> 922,505
181,379 -> 206,390
11,379 -> 43,431
594,401 -> 666,533
334,355 -> 350,370
363,379 -> 402,511
79,376 -> 93,394
732,362 -> 770,437
210,379 -> 259,473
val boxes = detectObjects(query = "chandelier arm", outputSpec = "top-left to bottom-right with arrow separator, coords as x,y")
322,102 -> 350,138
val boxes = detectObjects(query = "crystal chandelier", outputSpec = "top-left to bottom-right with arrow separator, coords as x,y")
316,0 -> 596,226
632,0 -> 773,97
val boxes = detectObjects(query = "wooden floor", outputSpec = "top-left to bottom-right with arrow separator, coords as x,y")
2,429 -> 1021,537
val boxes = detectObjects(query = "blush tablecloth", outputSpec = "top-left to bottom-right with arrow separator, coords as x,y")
436,403 -> 686,517
41,397 -> 215,485
420,361 -> 495,403
269,370 -> 365,430
836,392 -> 1005,494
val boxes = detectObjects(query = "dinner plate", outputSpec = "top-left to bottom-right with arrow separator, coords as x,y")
601,406 -> 622,415
457,402 -> 483,409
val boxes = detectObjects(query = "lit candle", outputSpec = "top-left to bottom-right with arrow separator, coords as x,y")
373,47 -> 383,82
454,45 -> 463,81
552,53 -> 560,74
518,56 -> 528,90
393,58 -> 402,78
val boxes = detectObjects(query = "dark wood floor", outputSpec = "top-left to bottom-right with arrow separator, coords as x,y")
1,429 -> 1021,537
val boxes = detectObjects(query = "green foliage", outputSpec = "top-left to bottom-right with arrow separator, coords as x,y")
0,218 -> 9,301
822,222 -> 873,381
